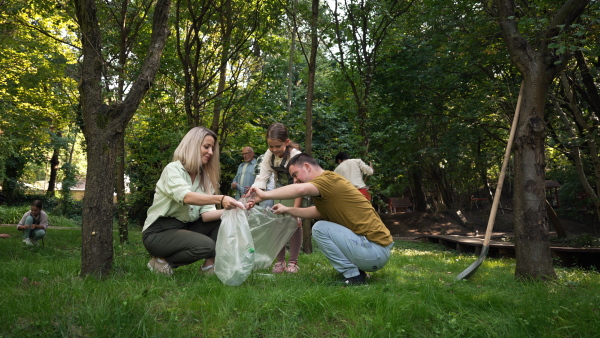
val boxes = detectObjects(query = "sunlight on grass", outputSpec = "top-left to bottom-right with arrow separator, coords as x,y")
0,229 -> 598,336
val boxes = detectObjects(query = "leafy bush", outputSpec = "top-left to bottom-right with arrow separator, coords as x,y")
0,205 -> 29,224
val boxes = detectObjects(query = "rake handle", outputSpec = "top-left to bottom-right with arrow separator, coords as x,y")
483,82 -> 524,247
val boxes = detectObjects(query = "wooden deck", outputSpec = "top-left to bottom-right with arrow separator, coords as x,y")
421,234 -> 600,269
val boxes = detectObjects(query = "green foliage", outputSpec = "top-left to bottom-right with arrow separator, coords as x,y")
55,162 -> 79,217
0,229 -> 599,336
3,0 -> 600,235
0,1 -> 79,200
0,204 -> 79,227
125,109 -> 187,226
0,205 -> 28,224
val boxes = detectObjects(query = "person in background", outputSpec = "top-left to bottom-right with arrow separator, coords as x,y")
231,146 -> 257,199
0,234 -> 11,239
246,153 -> 393,285
253,154 -> 275,208
17,200 -> 48,245
334,151 -> 374,201
252,122 -> 303,274
142,127 -> 245,275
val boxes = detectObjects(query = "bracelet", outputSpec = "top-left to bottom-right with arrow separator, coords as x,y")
220,195 -> 225,205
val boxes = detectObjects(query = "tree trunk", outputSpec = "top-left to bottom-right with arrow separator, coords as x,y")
46,147 -> 60,197
116,132 -> 128,243
301,0 -> 319,254
411,168 -> 427,212
75,0 -> 172,276
286,0 -> 296,113
512,80 -> 556,279
81,128 -> 118,275
496,0 -> 589,280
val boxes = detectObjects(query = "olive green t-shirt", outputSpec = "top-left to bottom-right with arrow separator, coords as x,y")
311,171 -> 393,247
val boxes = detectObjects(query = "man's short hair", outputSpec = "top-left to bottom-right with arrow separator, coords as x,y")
335,152 -> 350,163
288,153 -> 320,169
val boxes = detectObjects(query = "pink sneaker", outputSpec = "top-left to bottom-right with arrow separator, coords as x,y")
285,262 -> 299,273
272,261 -> 286,274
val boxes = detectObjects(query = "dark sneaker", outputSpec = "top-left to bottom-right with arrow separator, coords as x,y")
340,270 -> 367,285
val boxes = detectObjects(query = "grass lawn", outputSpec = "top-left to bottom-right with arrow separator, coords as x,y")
0,225 -> 598,337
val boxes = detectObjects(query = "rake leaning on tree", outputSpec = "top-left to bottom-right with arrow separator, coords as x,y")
245,153 -> 394,285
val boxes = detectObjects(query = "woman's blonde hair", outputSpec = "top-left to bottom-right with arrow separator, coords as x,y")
172,127 -> 220,194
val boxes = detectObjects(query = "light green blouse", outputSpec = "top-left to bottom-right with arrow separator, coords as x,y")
142,160 -> 216,232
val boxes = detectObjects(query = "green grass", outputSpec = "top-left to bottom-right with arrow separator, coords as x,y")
0,226 -> 598,337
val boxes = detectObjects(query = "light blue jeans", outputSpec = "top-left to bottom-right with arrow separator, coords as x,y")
312,220 -> 394,278
21,216 -> 46,241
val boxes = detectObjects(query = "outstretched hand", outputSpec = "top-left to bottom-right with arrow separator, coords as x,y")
271,203 -> 289,215
243,187 -> 265,209
222,195 -> 245,210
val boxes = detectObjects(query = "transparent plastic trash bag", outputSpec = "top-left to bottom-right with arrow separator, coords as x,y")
214,208 -> 255,286
247,205 -> 299,270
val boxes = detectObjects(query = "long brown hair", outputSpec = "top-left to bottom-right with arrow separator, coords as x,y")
266,123 -> 301,156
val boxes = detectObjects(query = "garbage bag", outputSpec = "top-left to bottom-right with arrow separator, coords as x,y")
247,205 -> 299,270
215,208 -> 255,286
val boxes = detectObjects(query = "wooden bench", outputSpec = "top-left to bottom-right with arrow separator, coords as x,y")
388,197 -> 413,213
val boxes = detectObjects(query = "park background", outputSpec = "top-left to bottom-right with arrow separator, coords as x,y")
1,0 -> 600,334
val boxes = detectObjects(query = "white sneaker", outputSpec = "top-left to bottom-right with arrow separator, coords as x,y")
147,257 -> 173,275
23,238 -> 33,246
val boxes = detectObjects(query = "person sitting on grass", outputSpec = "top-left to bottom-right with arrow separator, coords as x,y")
142,127 -> 244,276
245,153 -> 394,285
0,234 -> 10,239
17,200 -> 48,245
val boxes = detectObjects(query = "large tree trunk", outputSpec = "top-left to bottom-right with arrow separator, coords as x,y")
75,0 -> 172,276
495,0 -> 589,280
82,128 -> 119,275
512,75 -> 556,280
